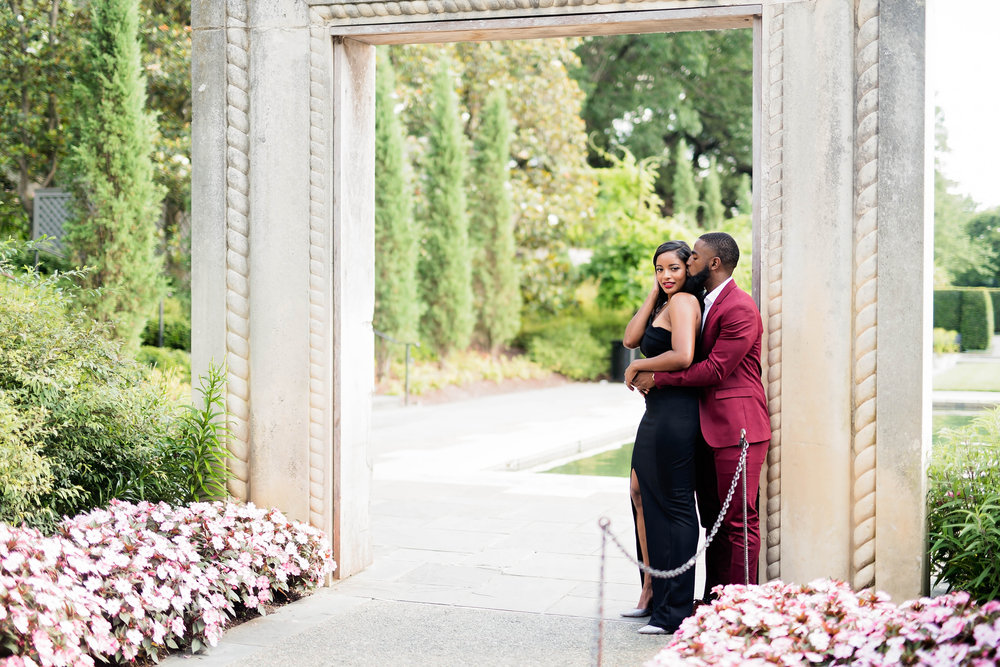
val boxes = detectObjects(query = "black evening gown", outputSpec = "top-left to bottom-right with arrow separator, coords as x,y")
630,323 -> 700,631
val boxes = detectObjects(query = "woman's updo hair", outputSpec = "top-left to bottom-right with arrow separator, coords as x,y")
651,240 -> 698,313
653,240 -> 692,267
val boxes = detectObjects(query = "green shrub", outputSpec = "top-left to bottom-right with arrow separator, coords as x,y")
928,407 -> 1000,602
0,245 -> 230,530
933,289 -> 962,332
138,345 -> 191,383
933,328 -> 960,354
959,289 -> 993,351
527,323 -> 608,381
0,389 -> 53,526
141,296 -> 191,350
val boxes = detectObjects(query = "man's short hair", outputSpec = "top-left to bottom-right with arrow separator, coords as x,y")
699,232 -> 740,271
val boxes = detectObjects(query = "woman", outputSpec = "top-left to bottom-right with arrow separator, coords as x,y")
619,240 -> 701,635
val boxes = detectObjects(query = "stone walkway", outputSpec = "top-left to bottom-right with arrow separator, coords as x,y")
159,349 -> 1000,667
162,382 -> 686,666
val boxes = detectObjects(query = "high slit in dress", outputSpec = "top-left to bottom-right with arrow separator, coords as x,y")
630,323 -> 700,631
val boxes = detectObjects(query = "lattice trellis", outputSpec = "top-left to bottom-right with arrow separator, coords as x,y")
31,188 -> 73,251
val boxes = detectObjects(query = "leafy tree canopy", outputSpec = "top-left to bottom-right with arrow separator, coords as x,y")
572,30 -> 752,217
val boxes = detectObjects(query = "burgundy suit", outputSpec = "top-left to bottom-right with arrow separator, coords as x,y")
653,279 -> 771,591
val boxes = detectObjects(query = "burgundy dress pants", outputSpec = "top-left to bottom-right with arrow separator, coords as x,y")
695,436 -> 769,595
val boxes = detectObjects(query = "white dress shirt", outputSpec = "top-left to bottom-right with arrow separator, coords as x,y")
701,276 -> 733,328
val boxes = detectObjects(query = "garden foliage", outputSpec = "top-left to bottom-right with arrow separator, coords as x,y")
932,328 -> 960,355
928,406 -> 1000,602
0,246 -> 229,530
0,500 -> 335,665
141,296 -> 192,351
518,305 -> 629,381
651,579 -> 1000,666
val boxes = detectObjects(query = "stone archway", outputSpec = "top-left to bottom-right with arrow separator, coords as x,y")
190,0 -> 929,601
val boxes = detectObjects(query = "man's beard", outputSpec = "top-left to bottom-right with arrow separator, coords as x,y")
686,265 -> 711,294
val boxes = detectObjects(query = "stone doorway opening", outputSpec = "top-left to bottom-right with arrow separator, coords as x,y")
191,1 -> 930,602
360,21 -> 756,615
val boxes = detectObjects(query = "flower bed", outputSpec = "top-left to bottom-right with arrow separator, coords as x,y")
0,500 -> 335,666
650,579 -> 1000,666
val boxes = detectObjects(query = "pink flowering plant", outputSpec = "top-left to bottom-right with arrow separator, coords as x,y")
1,500 -> 335,666
649,579 -> 1000,666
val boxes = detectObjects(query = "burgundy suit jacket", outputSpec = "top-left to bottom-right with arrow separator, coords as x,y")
653,280 -> 771,448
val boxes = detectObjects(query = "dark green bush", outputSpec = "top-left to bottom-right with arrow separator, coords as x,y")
934,288 -> 996,350
928,407 -> 1000,602
141,296 -> 191,350
933,289 -> 962,332
527,323 -> 608,380
516,305 -> 631,381
138,345 -> 191,383
959,289 -> 994,351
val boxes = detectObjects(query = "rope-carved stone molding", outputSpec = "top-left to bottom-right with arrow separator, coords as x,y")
851,0 -> 879,592
309,0 -> 667,20
308,5 -> 335,533
225,0 -> 252,501
764,2 -> 784,583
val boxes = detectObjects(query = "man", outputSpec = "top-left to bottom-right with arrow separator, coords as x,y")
629,232 -> 771,597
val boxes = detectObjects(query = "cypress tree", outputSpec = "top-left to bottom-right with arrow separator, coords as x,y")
701,156 -> 725,228
671,139 -> 699,224
374,50 -> 421,379
419,59 -> 473,357
469,89 -> 520,355
63,0 -> 164,349
736,172 -> 753,215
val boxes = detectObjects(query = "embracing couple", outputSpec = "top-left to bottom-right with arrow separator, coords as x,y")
619,232 -> 771,635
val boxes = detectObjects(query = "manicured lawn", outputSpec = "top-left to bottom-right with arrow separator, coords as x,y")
933,362 -> 1000,392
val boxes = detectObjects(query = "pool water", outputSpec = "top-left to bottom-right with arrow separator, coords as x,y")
544,412 -> 979,478
545,442 -> 633,477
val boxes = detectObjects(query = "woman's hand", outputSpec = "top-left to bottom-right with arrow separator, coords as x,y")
625,362 -> 640,390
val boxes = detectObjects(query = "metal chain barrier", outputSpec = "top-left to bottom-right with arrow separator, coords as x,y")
592,430 -> 750,667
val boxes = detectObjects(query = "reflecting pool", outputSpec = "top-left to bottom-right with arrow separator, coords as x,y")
543,413 -> 978,478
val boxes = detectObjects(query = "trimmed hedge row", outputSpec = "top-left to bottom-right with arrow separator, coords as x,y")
934,288 -> 995,350
989,288 -> 1000,333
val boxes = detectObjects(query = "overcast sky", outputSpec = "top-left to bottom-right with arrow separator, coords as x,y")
926,0 -> 1000,210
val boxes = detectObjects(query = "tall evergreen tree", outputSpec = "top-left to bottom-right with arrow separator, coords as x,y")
374,49 -> 421,379
671,139 -> 699,224
469,89 -> 520,354
701,156 -> 725,228
736,173 -> 753,216
419,60 -> 473,356
63,0 -> 164,349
